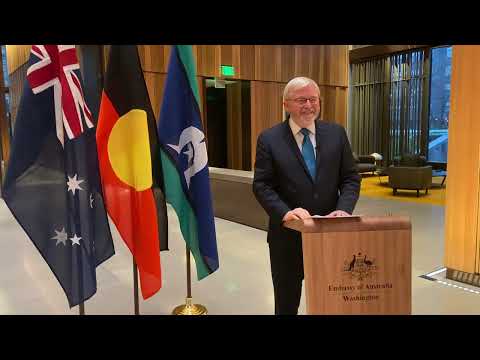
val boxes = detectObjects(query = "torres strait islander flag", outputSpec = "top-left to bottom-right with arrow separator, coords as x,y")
158,45 -> 219,280
96,45 -> 168,299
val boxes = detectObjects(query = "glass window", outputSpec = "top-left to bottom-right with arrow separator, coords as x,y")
428,46 -> 452,163
1,45 -> 9,88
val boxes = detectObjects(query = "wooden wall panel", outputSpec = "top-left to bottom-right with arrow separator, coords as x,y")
325,45 -> 349,87
138,45 -> 348,86
338,45 -> 349,86
294,45 -> 328,83
138,45 -> 166,73
320,86 -> 348,127
292,45 -> 349,87
6,45 -> 347,87
317,46 -> 327,85
2,61 -> 28,166
3,45 -> 349,157
444,45 -> 480,274
6,45 -> 30,74
144,72 -> 167,121
221,45 -> 248,80
310,47 -> 321,85
254,45 -> 282,82
250,81 -> 285,168
164,45 -> 171,70
280,45 -> 296,82
335,87 -> 348,127
138,45 -> 349,85
295,45 -> 318,85
196,76 -> 206,131
195,45 -> 220,78
294,45 -> 314,80
222,45 -> 255,80
236,45 -> 255,80
8,62 -> 28,127
220,45 -> 233,67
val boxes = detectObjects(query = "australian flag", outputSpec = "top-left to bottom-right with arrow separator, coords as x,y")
1,45 -> 115,308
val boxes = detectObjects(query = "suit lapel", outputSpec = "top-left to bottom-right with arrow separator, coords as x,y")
282,120 -> 314,183
314,120 -> 328,183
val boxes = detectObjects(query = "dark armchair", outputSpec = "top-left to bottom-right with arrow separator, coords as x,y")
352,152 -> 376,174
388,154 -> 432,197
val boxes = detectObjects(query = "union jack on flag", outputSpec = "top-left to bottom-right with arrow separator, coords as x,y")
26,45 -> 94,146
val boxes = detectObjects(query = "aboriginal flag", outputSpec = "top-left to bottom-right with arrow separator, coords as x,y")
96,45 -> 168,299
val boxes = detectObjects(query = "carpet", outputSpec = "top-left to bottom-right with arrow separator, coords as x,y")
360,174 -> 446,206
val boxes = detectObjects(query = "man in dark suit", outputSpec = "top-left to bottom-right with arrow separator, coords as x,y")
253,77 -> 361,315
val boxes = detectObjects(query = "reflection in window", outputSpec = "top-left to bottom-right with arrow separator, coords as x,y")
428,46 -> 452,163
1,45 -> 12,139
1,45 -> 8,87
388,50 -> 427,161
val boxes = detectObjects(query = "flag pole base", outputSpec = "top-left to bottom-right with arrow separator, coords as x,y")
171,297 -> 207,315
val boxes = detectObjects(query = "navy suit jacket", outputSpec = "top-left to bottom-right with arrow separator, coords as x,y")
253,119 -> 361,243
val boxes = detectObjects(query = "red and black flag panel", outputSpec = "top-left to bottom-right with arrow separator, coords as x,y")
96,45 -> 168,299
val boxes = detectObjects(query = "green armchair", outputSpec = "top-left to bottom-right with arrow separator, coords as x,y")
388,154 -> 432,197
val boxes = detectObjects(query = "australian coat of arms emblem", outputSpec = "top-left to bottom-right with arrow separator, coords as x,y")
343,252 -> 377,280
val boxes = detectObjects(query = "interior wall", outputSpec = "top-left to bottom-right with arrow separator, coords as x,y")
2,45 -> 350,172
444,45 -> 480,274
138,45 -> 350,170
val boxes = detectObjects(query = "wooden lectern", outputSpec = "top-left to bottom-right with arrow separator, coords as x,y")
284,216 -> 411,315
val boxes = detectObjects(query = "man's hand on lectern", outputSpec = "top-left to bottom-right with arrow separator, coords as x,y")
283,208 -> 311,222
326,210 -> 350,217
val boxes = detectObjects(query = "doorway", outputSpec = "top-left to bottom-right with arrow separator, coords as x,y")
204,78 -> 251,171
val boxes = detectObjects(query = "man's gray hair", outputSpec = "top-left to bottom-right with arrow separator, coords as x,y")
283,77 -> 321,101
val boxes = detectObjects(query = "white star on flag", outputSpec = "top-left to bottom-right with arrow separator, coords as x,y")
70,234 -> 82,246
67,174 -> 84,195
52,227 -> 68,246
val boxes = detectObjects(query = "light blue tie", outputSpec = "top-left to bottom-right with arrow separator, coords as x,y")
300,128 -> 316,179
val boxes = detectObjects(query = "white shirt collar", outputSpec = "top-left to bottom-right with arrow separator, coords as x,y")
289,118 -> 316,136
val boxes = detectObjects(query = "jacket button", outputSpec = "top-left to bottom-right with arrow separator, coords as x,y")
314,193 -> 319,199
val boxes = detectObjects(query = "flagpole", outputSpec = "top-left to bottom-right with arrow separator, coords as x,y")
171,245 -> 207,315
79,302 -> 85,315
133,259 -> 140,315
186,245 -> 191,298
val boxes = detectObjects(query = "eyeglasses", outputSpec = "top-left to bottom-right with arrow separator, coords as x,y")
287,97 -> 319,105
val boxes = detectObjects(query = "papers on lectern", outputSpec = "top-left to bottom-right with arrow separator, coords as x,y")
310,215 -> 362,219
